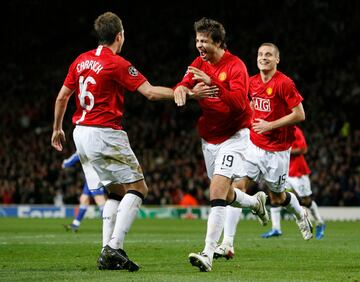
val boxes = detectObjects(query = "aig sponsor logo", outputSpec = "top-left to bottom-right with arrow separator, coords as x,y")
253,97 -> 271,112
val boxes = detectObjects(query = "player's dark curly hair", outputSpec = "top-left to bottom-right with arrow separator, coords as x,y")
194,17 -> 227,49
94,12 -> 123,45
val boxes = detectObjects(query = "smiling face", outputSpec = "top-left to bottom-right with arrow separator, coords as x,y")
196,32 -> 222,63
257,44 -> 280,73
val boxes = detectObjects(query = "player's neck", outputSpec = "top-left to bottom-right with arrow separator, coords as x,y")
209,49 -> 225,65
260,68 -> 277,83
104,43 -> 120,55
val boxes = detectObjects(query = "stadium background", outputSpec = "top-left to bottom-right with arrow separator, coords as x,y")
1,0 -> 359,207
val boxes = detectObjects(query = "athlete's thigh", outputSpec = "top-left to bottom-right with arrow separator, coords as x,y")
202,139 -> 218,180
78,193 -> 90,204
93,194 -> 106,206
96,129 -> 144,185
289,175 -> 312,197
209,174 -> 231,199
263,149 -> 290,193
73,126 -> 103,190
242,140 -> 264,183
123,179 -> 148,197
214,128 -> 250,179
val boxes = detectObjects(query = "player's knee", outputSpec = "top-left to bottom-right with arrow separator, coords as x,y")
226,188 -> 235,203
94,195 -> 106,205
125,179 -> 148,198
141,186 -> 148,198
210,199 -> 227,207
269,191 -> 289,206
80,195 -> 90,205
108,192 -> 123,201
300,196 -> 312,207
270,198 -> 283,206
137,180 -> 148,198
232,178 -> 248,192
127,190 -> 146,201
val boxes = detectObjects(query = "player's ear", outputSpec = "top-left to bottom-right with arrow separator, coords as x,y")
116,32 -> 122,41
115,31 -> 123,42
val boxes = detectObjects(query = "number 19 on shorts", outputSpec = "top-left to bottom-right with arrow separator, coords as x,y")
221,155 -> 234,167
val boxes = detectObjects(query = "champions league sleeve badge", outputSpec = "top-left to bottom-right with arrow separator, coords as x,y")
128,66 -> 139,76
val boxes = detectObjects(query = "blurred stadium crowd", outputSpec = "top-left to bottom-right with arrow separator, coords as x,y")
1,0 -> 359,206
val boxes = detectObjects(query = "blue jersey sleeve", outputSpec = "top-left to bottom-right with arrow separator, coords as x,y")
62,153 -> 80,168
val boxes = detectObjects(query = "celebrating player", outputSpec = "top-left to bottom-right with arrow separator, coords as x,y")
215,42 -> 313,260
51,11 -> 175,271
174,17 -> 269,272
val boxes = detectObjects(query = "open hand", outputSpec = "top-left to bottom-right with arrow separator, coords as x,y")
189,82 -> 219,99
174,85 -> 189,106
51,129 -> 66,151
252,118 -> 273,134
188,66 -> 211,85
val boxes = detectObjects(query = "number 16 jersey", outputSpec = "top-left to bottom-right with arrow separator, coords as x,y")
64,45 -> 147,130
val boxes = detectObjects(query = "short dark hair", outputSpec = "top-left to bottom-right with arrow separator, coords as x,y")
94,12 -> 123,45
194,17 -> 227,49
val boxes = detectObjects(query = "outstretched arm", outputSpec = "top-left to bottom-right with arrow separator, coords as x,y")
137,81 -> 174,101
51,85 -> 74,151
173,83 -> 219,106
174,85 -> 190,106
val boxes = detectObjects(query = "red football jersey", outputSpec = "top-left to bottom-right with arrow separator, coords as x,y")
177,50 -> 252,144
249,71 -> 303,151
64,45 -> 147,130
289,126 -> 311,177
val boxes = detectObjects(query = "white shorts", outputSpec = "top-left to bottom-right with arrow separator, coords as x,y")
83,162 -> 104,194
286,175 -> 312,197
73,126 -> 144,191
243,140 -> 290,193
202,128 -> 249,180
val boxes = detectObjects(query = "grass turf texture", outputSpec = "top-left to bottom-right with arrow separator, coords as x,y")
0,218 -> 359,281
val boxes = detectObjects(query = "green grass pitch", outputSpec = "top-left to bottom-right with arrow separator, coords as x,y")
0,218 -> 359,281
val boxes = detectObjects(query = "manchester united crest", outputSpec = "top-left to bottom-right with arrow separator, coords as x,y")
266,87 -> 273,95
218,72 -> 227,81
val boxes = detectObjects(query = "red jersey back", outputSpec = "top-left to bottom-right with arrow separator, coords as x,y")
177,50 -> 252,144
249,71 -> 303,151
289,126 -> 311,177
64,45 -> 147,130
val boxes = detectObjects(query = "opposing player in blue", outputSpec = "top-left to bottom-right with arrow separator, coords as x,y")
62,152 -> 106,232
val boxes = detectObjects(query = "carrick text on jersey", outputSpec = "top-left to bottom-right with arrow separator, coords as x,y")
76,60 -> 104,74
